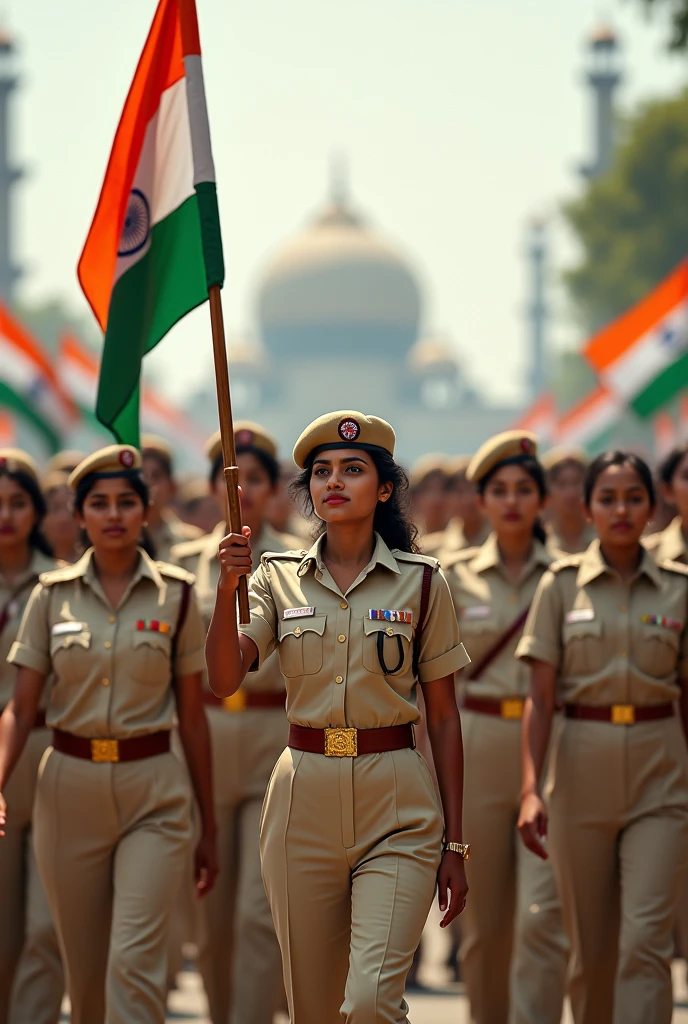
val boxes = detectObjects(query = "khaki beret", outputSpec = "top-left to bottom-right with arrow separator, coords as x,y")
42,469 -> 72,493
44,449 -> 87,476
68,445 -> 142,490
206,421 -> 278,466
446,455 -> 472,479
293,410 -> 395,470
410,454 -> 449,489
467,431 -> 538,484
140,434 -> 173,462
541,446 -> 589,472
178,477 -> 211,504
0,447 -> 40,485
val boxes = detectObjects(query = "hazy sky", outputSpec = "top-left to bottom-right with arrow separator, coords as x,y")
7,0 -> 688,407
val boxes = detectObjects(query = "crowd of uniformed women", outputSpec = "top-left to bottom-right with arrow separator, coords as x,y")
0,412 -> 687,1024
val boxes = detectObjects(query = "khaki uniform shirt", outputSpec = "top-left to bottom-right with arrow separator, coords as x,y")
0,550 -> 57,708
422,518 -> 491,561
173,521 -> 300,696
8,548 -> 206,738
444,534 -> 552,700
516,539 -> 688,705
150,510 -> 202,564
239,532 -> 469,729
644,517 -> 688,565
545,522 -> 597,560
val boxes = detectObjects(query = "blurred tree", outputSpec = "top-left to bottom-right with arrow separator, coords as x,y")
563,88 -> 688,331
635,0 -> 688,49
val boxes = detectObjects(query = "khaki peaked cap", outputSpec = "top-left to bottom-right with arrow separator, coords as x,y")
293,411 -> 395,470
0,448 -> 40,484
68,445 -> 142,490
206,421 -> 278,466
468,430 -> 539,484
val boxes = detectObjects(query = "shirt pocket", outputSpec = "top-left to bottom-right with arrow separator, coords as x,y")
635,624 -> 680,679
362,619 -> 413,676
130,632 -> 172,685
49,629 -> 92,684
562,618 -> 604,676
277,615 -> 327,678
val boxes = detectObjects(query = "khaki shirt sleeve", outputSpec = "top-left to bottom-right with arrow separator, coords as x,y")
238,563 -> 278,670
7,582 -> 51,676
679,616 -> 688,682
174,588 -> 207,678
417,568 -> 471,683
516,569 -> 563,667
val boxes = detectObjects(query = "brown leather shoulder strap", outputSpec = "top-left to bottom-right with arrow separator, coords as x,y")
463,605 -> 530,682
413,564 -> 434,679
170,581 -> 192,687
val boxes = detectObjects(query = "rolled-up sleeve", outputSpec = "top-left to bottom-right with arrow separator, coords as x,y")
174,588 -> 207,678
8,583 -> 51,676
515,569 -> 562,667
238,563 -> 278,671
418,569 -> 471,683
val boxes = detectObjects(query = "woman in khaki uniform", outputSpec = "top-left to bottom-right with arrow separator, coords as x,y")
140,435 -> 202,562
444,431 -> 567,1024
518,450 -> 688,1024
645,443 -> 688,564
423,456 -> 490,560
541,448 -> 597,559
173,422 -> 298,1024
0,445 -> 218,1024
0,450 -> 63,1024
207,410 -> 471,1024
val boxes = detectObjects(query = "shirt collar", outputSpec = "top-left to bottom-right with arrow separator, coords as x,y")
468,532 -> 552,575
576,538 -> 663,589
657,517 -> 687,562
81,546 -> 165,591
297,531 -> 401,578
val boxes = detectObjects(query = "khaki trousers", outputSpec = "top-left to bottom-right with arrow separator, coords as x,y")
34,747 -> 191,1024
0,728 -> 63,1024
196,706 -> 288,1024
260,746 -> 444,1024
460,711 -> 568,1024
547,715 -> 688,1024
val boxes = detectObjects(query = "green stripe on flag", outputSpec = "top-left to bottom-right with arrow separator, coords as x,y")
630,350 -> 688,419
195,181 -> 225,289
0,382 -> 60,452
97,195 -> 208,446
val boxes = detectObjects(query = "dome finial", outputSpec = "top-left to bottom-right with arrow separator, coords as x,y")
329,151 -> 349,207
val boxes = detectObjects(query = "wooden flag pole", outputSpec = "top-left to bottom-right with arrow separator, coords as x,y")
208,283 -> 250,624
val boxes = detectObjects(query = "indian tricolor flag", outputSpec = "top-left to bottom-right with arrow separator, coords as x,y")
513,392 -> 557,445
585,259 -> 688,419
0,303 -> 76,452
555,385 -> 621,451
78,0 -> 223,446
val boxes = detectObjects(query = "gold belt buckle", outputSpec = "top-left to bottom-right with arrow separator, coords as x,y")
611,704 -> 635,726
223,690 -> 247,713
91,738 -> 119,763
501,699 -> 524,720
324,727 -> 358,757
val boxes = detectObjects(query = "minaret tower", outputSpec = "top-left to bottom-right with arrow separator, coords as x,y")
526,217 -> 548,401
580,24 -> 622,180
0,26 -> 24,302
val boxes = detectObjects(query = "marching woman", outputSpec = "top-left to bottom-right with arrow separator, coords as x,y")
206,411 -> 471,1024
0,445 -> 217,1024
541,448 -> 596,559
644,443 -> 688,564
0,450 -> 63,1024
518,451 -> 688,1024
443,431 -> 567,1024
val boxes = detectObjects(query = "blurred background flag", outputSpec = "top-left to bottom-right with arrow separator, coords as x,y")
584,258 -> 688,419
653,410 -> 677,459
0,302 -> 77,452
0,412 -> 16,447
77,0 -> 224,447
555,385 -> 622,452
513,392 -> 557,445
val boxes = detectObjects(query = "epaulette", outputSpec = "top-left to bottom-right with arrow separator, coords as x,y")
393,550 -> 440,571
39,564 -> 84,586
641,532 -> 662,552
549,553 -> 585,573
261,549 -> 307,566
658,558 -> 688,577
441,546 -> 481,570
170,535 -> 210,562
156,562 -> 196,585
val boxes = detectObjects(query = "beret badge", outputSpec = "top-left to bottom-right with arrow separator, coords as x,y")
120,449 -> 135,468
338,418 -> 361,442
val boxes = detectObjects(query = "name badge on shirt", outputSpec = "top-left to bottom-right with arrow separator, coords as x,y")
461,605 -> 491,620
283,607 -> 315,620
565,609 -> 595,625
51,621 -> 86,636
368,609 -> 413,623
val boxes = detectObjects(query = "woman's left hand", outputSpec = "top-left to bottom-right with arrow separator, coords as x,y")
437,851 -> 468,927
194,832 -> 219,897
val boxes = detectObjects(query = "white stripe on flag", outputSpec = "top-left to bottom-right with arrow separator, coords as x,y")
183,55 -> 216,185
603,301 -> 688,399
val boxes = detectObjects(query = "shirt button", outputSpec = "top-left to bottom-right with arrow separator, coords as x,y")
386,627 -> 394,636
335,675 -> 343,684
338,634 -> 346,643
621,651 -> 627,658
294,627 -> 302,637
102,678 -> 110,687
104,641 -> 112,649
340,602 -> 348,609
108,616 -> 116,624
620,605 -> 627,613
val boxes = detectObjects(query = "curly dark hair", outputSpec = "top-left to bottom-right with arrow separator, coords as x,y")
0,467 -> 53,557
290,449 -> 420,553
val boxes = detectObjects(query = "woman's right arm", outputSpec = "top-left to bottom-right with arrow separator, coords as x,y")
205,527 -> 258,699
0,667 -> 45,836
518,661 -> 557,860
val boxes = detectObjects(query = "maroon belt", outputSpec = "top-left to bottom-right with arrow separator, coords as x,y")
203,690 -> 285,711
0,708 -> 47,729
463,695 -> 525,720
52,729 -> 170,763
564,703 -> 674,726
288,723 -> 414,757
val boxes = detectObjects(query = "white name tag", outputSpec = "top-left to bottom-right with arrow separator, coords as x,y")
565,608 -> 595,624
51,621 -> 86,636
461,605 -> 492,620
283,607 -> 315,620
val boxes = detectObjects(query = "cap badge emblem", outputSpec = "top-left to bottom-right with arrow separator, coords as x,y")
520,438 -> 534,455
338,418 -> 361,442
0,458 -> 6,470
236,429 -> 254,446
120,449 -> 135,468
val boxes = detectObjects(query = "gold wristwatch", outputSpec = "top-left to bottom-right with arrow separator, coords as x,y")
443,842 -> 471,860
